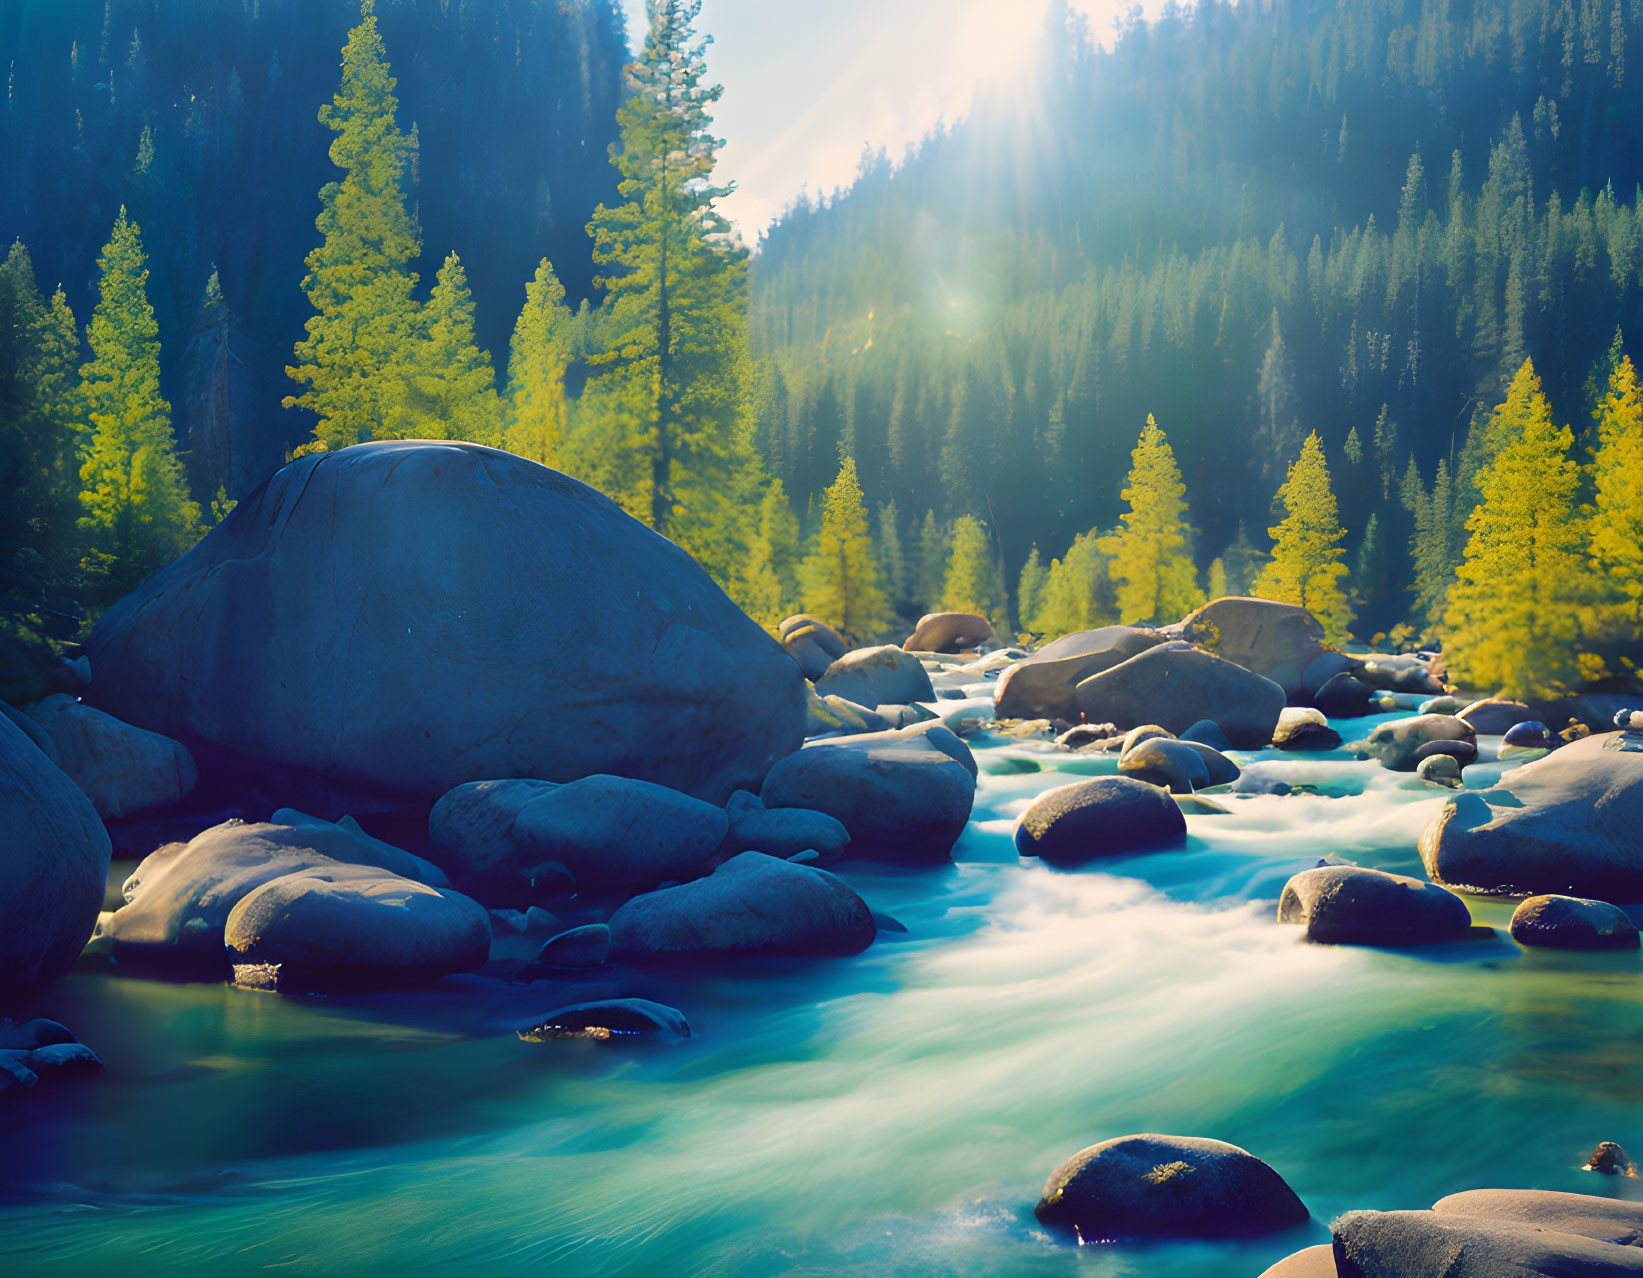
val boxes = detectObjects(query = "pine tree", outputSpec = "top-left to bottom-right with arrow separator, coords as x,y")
1407,457 -> 1463,632
1220,523 -> 1267,596
505,258 -> 575,467
1097,414 -> 1199,624
739,477 -> 802,631
1588,354 -> 1643,623
391,251 -> 502,445
582,0 -> 758,588
1037,530 -> 1109,637
1017,544 -> 1048,632
1444,359 -> 1592,696
799,456 -> 889,640
284,0 -> 422,450
1255,310 -> 1300,480
77,208 -> 200,600
876,499 -> 908,608
942,515 -> 1003,622
1254,431 -> 1354,641
1207,557 -> 1228,601
915,508 -> 947,611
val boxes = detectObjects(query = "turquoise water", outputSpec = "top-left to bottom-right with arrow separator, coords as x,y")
5,713 -> 1643,1276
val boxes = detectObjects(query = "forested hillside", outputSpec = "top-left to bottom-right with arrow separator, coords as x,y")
752,0 -> 1643,634
0,0 -> 626,495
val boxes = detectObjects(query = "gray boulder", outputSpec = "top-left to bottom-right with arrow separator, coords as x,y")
904,612 -> 998,653
531,924 -> 611,969
83,441 -> 804,806
994,626 -> 1164,721
813,645 -> 935,707
225,865 -> 490,991
1351,714 -> 1475,771
24,694 -> 197,818
1332,1199 -> 1643,1276
1420,731 -> 1643,898
0,1018 -> 103,1094
609,851 -> 875,959
1074,642 -> 1287,748
723,789 -> 850,859
1278,865 -> 1473,945
779,615 -> 846,681
1272,707 -> 1342,751
0,712 -> 112,998
1034,1133 -> 1308,1238
1177,596 -> 1329,701
1434,1188 -> 1643,1240
1118,737 -> 1211,793
102,815 -> 447,972
1314,673 -> 1377,719
429,774 -> 729,896
1257,1246 -> 1337,1277
1457,699 -> 1535,735
1356,652 -> 1444,694
1014,776 -> 1186,866
760,724 -> 976,862
1509,894 -> 1640,950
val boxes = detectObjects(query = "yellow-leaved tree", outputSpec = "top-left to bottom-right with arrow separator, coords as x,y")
1254,430 -> 1353,641
1097,414 -> 1200,623
506,258 -> 576,467
942,515 -> 1003,623
800,457 -> 889,640
738,477 -> 801,631
1444,359 -> 1592,696
1037,530 -> 1110,637
1589,354 -> 1643,626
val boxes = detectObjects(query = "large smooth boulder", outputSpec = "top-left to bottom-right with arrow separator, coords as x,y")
23,694 -> 197,818
1034,1133 -> 1308,1238
813,645 -> 935,707
1014,776 -> 1186,866
1457,699 -> 1535,735
1177,597 -> 1328,702
995,626 -> 1163,721
428,774 -> 728,896
1350,714 -> 1475,772
0,714 -> 112,999
225,864 -> 490,991
722,789 -> 850,860
1118,737 -> 1211,793
1420,731 -> 1643,898
779,614 -> 846,681
1509,894 -> 1641,950
1257,1246 -> 1337,1278
1074,642 -> 1287,748
102,815 -> 447,972
1277,865 -> 1473,945
1332,1200 -> 1643,1276
760,724 -> 976,862
83,441 -> 805,806
1433,1188 -> 1643,1242
904,612 -> 997,653
609,852 -> 875,959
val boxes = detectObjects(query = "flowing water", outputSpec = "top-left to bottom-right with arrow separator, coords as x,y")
5,709 -> 1642,1276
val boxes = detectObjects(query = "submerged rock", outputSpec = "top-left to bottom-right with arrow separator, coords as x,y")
813,645 -> 934,708
904,612 -> 997,653
1034,1133 -> 1308,1239
518,997 -> 690,1042
225,865 -> 490,991
1277,865 -> 1473,945
530,924 -> 611,970
428,774 -> 729,896
1508,895 -> 1640,950
994,626 -> 1164,722
0,711 -> 113,998
1074,642 -> 1286,749
1014,776 -> 1186,866
103,815 -> 447,973
1420,731 -> 1643,897
0,1019 -> 103,1095
760,724 -> 976,862
23,694 -> 197,819
608,851 -> 875,959
83,441 -> 805,807
1177,596 -> 1328,702
1351,714 -> 1475,772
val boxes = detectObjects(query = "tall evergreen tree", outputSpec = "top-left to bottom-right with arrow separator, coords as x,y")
1097,414 -> 1199,623
77,208 -> 199,600
284,0 -> 422,450
739,477 -> 802,631
1206,557 -> 1228,601
876,499 -> 909,608
799,456 -> 889,639
942,515 -> 1003,622
1037,530 -> 1109,637
392,251 -> 502,445
506,258 -> 576,467
915,508 -> 947,612
1444,360 -> 1592,696
582,0 -> 758,587
1017,544 -> 1048,632
1254,431 -> 1353,640
1588,355 -> 1643,623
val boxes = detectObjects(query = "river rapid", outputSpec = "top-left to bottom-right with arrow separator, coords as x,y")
4,709 -> 1642,1276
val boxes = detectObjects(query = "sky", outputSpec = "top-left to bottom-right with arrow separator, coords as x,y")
616,0 -> 1157,244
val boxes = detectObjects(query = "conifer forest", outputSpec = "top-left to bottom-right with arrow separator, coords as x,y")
8,2 -> 1643,1275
